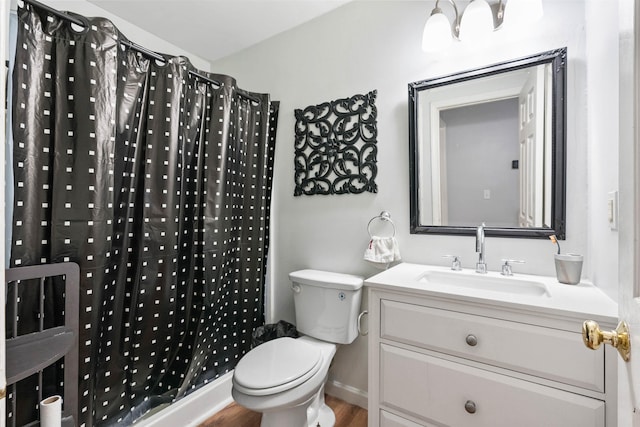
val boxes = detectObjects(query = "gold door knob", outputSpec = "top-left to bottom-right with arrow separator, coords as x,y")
582,320 -> 631,362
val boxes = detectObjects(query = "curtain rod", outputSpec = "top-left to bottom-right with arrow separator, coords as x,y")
22,0 -> 262,104
22,0 -> 85,26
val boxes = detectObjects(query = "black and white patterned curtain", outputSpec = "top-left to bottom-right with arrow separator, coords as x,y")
9,3 -> 278,426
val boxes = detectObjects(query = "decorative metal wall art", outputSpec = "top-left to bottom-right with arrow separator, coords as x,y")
294,90 -> 378,196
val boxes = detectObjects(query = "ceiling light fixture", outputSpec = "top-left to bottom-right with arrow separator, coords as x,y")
422,0 -> 543,52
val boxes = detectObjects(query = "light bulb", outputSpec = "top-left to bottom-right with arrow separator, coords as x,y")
422,11 -> 454,52
459,0 -> 494,42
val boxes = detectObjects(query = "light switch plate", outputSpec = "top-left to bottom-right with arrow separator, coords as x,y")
608,190 -> 618,230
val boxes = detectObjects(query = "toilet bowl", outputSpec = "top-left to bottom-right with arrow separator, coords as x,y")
232,336 -> 337,427
232,269 -> 364,427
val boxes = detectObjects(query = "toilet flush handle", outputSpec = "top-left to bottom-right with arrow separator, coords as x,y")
357,311 -> 369,336
291,284 -> 302,294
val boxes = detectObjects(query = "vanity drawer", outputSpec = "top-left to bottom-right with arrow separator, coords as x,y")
380,344 -> 605,427
380,299 -> 604,392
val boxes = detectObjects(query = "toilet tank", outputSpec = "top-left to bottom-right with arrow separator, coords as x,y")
289,269 -> 364,345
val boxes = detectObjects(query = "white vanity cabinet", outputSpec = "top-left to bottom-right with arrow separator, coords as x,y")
366,263 -> 618,427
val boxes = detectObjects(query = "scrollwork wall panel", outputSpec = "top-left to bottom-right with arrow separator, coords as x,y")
294,90 -> 378,196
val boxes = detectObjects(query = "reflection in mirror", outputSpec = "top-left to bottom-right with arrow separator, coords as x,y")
436,98 -> 520,227
409,48 -> 566,239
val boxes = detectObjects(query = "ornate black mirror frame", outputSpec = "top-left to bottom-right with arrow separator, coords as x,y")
408,48 -> 567,239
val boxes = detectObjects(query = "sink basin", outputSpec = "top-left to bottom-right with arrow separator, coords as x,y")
419,270 -> 550,297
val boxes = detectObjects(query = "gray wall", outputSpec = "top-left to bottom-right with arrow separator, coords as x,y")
209,0 -> 617,406
441,98 -> 520,227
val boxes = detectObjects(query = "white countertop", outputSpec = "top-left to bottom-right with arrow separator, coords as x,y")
365,263 -> 618,324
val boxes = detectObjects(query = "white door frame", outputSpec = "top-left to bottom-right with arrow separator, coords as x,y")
618,0 -> 640,425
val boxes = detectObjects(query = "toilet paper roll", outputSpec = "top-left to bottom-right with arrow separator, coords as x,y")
40,395 -> 62,427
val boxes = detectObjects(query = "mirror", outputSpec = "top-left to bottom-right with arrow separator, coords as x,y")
409,48 -> 567,239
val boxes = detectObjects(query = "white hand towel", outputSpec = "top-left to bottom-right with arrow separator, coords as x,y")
364,236 -> 401,269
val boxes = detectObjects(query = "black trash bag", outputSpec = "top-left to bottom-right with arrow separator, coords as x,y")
251,320 -> 299,348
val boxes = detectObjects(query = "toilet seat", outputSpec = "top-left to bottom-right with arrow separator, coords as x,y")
233,337 -> 323,396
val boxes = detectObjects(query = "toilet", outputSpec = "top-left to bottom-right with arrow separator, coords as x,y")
232,269 -> 364,427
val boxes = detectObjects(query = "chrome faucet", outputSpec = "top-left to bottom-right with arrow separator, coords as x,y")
476,223 -> 487,274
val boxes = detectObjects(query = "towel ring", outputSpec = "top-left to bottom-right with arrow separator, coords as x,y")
367,211 -> 396,238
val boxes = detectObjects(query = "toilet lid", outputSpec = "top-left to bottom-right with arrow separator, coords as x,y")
233,337 -> 322,394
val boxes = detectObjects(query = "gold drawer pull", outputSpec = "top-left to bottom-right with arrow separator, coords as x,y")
582,320 -> 630,362
465,334 -> 478,346
464,400 -> 476,414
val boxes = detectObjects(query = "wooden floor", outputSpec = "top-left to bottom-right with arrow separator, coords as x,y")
199,394 -> 367,427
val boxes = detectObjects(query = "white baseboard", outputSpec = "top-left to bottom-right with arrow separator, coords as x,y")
325,379 -> 368,410
135,371 -> 234,427
134,371 -> 367,426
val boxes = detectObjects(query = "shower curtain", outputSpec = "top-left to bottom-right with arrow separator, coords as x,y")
9,3 -> 278,426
